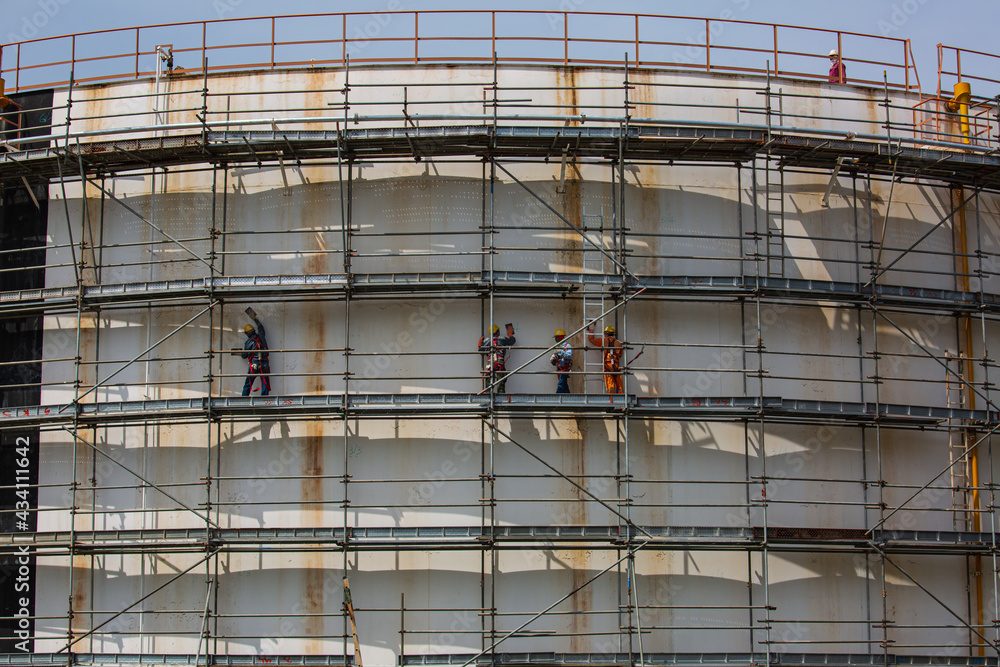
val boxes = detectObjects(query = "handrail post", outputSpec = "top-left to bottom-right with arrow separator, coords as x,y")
705,18 -> 710,71
634,14 -> 639,65
71,35 -> 75,81
202,23 -> 207,77
491,11 -> 496,61
904,39 -> 910,92
414,12 -> 419,64
564,12 -> 569,66
837,32 -> 843,83
772,25 -> 778,76
134,28 -> 140,79
271,17 -> 276,69
937,43 -> 944,98
342,14 -> 347,66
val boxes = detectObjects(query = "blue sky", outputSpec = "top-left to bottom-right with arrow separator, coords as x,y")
1,0 -> 996,97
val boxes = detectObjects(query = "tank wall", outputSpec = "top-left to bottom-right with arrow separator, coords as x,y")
27,64 -> 1000,658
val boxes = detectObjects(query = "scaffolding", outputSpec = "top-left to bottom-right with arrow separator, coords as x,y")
2,11 -> 1000,667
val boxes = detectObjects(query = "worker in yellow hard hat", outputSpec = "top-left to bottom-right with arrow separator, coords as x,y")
587,323 -> 623,394
240,317 -> 271,396
477,322 -> 516,393
550,328 -> 573,394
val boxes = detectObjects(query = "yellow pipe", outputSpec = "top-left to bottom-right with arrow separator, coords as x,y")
948,81 -> 972,144
954,185 -> 984,655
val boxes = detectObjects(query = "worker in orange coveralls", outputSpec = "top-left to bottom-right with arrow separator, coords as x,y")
587,324 -> 624,394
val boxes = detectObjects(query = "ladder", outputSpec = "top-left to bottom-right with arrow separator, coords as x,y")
945,352 -> 970,530
762,87 -> 785,277
581,207 -> 608,394
764,156 -> 785,277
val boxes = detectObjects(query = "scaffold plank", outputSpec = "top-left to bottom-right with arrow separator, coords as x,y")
3,125 -> 998,190
2,395 -> 996,428
2,272 -> 994,318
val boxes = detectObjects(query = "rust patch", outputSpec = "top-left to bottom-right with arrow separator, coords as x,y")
303,551 -> 325,651
301,421 -> 324,511
300,419 -> 327,651
563,419 -> 591,650
556,69 -> 580,125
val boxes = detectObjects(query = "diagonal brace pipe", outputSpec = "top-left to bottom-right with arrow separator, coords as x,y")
493,159 -> 640,283
84,175 -> 219,274
485,419 -> 656,541
874,545 -> 1000,652
865,187 -> 981,288
866,305 -> 1000,535
61,301 -> 216,411
58,549 -> 217,652
62,427 -> 218,528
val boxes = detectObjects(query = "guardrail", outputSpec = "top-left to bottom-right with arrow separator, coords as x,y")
0,11 -> 918,93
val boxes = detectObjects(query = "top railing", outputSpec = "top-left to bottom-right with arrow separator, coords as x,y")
0,11 -> 919,93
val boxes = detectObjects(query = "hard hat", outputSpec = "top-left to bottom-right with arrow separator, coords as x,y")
491,324 -> 499,335
244,324 -> 254,334
553,328 -> 566,338
829,49 -> 839,57
604,325 -> 615,335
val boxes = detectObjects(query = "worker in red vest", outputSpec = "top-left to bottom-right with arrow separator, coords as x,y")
478,323 -> 515,393
828,49 -> 846,83
241,318 -> 271,396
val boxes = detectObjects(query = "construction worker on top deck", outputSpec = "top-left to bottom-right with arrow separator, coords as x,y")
241,317 -> 271,397
478,323 -> 516,393
587,324 -> 624,394
550,328 -> 573,394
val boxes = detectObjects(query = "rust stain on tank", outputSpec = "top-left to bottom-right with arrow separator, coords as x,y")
301,420 -> 325,515
561,419 -> 591,649
557,68 -> 580,125
300,420 -> 325,649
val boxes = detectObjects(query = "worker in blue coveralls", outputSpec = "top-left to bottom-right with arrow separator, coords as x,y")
241,317 -> 271,396
550,328 -> 573,394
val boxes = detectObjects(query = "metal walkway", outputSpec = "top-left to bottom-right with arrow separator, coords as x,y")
2,526 -> 993,556
2,273 -> 994,318
3,125 -> 999,191
2,394 -> 995,428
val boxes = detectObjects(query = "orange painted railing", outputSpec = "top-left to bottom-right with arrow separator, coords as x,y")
0,11 -> 919,93
937,44 -> 1000,100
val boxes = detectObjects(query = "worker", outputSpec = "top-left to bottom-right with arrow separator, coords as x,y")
241,317 -> 271,396
587,324 -> 624,394
478,323 -> 515,393
828,49 -> 846,84
550,328 -> 573,394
